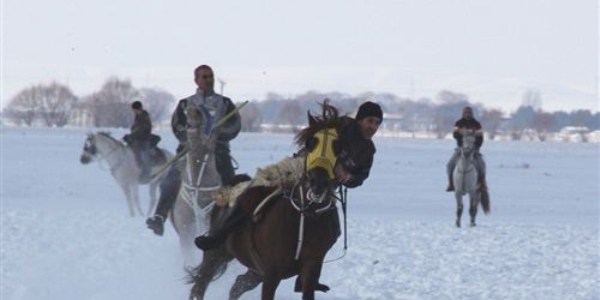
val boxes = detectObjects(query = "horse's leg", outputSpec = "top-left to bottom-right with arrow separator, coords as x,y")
260,276 -> 281,300
455,193 -> 463,228
229,269 -> 262,300
118,182 -> 135,217
148,180 -> 159,217
189,248 -> 231,300
299,262 -> 324,300
179,223 -> 200,268
131,184 -> 144,217
469,191 -> 478,227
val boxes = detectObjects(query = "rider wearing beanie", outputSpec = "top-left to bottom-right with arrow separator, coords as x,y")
194,101 -> 384,252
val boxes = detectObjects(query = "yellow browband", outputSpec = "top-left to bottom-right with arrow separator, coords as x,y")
305,128 -> 338,179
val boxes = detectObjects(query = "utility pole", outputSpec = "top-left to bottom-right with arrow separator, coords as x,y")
218,79 -> 226,95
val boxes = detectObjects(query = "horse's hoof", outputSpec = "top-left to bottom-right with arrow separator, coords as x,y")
316,283 -> 330,292
470,222 -> 477,227
455,221 -> 461,228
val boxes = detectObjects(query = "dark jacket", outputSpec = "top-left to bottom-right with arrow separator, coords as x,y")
337,116 -> 376,188
129,110 -> 152,142
452,118 -> 483,148
171,93 -> 241,154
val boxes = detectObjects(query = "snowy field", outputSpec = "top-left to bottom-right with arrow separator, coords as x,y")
1,126 -> 599,300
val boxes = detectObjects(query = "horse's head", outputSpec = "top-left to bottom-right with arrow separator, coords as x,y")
460,129 -> 477,157
80,132 -> 121,164
80,133 -> 98,164
295,100 -> 341,203
186,104 -> 216,152
184,104 -> 222,189
304,127 -> 339,202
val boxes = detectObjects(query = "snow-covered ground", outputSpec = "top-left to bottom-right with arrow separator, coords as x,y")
1,127 -> 598,300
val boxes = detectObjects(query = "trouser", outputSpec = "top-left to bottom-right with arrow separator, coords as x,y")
215,150 -> 235,185
153,150 -> 235,219
446,148 -> 486,180
131,141 -> 152,175
154,166 -> 181,218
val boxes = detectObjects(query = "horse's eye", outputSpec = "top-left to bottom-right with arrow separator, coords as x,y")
306,137 -> 318,151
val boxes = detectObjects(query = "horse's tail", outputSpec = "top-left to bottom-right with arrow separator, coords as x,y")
480,188 -> 491,214
185,259 -> 229,284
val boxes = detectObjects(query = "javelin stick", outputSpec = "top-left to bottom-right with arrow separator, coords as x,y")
150,100 -> 249,180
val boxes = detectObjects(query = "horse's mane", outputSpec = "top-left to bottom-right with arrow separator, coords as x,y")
97,131 -> 112,138
294,100 -> 340,147
94,131 -> 122,145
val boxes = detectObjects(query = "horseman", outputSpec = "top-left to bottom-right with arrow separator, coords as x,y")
146,64 -> 241,236
446,106 -> 487,191
194,101 -> 383,251
123,101 -> 155,181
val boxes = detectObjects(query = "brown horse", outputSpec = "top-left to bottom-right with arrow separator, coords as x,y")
188,102 -> 345,300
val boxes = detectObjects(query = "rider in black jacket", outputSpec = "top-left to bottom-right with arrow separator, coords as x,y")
193,101 -> 383,251
445,106 -> 487,191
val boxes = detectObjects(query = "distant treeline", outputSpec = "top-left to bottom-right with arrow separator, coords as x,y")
2,78 -> 598,141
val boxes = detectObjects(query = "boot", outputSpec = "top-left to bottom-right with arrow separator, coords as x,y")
446,177 -> 454,192
145,168 -> 181,236
294,276 -> 330,293
146,215 -> 165,236
195,205 -> 247,251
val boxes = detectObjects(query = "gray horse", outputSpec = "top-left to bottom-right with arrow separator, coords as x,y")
80,132 -> 173,217
171,106 -> 223,267
452,130 -> 490,227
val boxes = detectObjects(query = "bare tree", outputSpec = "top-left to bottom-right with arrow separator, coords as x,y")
138,88 -> 176,123
522,89 -> 542,111
276,99 -> 304,127
437,90 -> 469,104
4,82 -> 77,127
88,78 -> 140,128
239,101 -> 263,132
4,87 -> 41,126
38,82 -> 78,127
480,108 -> 504,140
532,112 -> 555,141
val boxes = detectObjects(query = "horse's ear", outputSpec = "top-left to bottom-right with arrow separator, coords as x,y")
307,111 -> 316,126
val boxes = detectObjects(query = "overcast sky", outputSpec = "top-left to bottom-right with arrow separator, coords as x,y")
2,0 -> 598,113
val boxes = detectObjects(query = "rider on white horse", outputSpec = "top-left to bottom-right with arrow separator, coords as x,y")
123,101 -> 155,182
446,106 -> 487,192
145,64 -> 242,236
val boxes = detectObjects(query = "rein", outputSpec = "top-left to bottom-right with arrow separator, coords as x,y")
91,136 -> 127,174
181,142 -> 221,232
323,186 -> 348,264
284,183 -> 337,260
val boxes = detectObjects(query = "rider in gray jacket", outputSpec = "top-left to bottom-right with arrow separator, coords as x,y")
146,65 -> 241,236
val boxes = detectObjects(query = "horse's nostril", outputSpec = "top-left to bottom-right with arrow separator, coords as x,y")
80,155 -> 90,164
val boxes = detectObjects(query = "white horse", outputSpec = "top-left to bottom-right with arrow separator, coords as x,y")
80,132 -> 174,217
171,107 -> 223,267
452,130 -> 490,227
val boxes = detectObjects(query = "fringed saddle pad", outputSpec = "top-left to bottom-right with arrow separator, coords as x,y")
214,156 -> 305,207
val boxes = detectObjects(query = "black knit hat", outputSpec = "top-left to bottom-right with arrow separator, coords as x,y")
355,101 -> 383,121
131,101 -> 143,109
